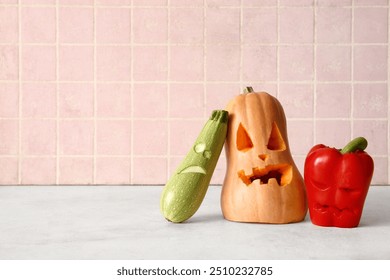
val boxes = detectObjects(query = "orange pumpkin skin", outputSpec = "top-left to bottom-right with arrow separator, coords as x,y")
221,91 -> 307,224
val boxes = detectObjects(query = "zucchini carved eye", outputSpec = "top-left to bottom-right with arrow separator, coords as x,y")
236,123 -> 253,152
194,143 -> 206,153
194,143 -> 212,159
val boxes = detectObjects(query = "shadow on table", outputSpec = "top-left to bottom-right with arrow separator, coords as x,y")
360,211 -> 390,227
186,213 -> 223,224
359,188 -> 390,228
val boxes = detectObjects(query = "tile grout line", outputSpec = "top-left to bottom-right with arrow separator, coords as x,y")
276,0 -> 280,99
239,0 -> 243,91
313,0 -> 317,145
1,153 -> 388,159
2,41 -> 389,45
385,0 -> 390,185
130,0 -> 134,184
1,42 -> 388,47
17,0 -> 22,184
203,0 -> 207,119
55,0 -> 59,185
351,0 -> 355,143
93,0 -> 97,184
2,4 -> 388,8
166,0 -> 171,181
1,80 -> 387,84
1,116 -> 386,121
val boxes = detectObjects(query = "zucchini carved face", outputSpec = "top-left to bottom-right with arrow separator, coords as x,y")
160,110 -> 228,223
178,143 -> 211,175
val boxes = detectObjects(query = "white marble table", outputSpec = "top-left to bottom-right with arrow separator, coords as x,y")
0,185 -> 389,260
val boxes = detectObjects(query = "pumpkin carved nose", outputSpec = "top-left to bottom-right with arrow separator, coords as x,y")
259,154 -> 268,161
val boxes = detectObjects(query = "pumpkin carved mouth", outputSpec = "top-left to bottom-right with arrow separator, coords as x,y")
238,164 -> 292,186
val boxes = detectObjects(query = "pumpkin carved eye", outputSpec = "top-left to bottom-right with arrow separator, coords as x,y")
267,122 -> 286,151
236,122 -> 287,152
236,123 -> 253,152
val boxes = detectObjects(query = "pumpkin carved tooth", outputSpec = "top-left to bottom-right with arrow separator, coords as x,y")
238,164 -> 292,186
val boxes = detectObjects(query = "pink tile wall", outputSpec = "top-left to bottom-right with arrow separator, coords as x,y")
0,0 -> 389,185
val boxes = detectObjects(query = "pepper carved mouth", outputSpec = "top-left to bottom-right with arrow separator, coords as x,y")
313,203 -> 359,216
238,164 -> 292,186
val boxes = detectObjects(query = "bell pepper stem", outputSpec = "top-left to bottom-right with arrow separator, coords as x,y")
340,137 -> 368,154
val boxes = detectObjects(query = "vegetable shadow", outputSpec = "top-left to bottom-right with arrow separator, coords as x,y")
359,210 -> 390,227
359,192 -> 390,228
185,213 -> 223,224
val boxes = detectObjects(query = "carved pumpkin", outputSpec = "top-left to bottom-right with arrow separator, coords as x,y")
221,88 -> 307,224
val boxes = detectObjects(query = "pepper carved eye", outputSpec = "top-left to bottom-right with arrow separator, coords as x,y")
236,123 -> 253,152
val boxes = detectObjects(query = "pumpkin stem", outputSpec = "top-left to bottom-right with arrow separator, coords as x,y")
340,137 -> 368,154
244,86 -> 254,93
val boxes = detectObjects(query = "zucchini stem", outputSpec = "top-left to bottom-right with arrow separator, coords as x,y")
211,110 -> 228,123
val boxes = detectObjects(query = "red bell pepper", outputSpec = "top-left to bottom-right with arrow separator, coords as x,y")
304,137 -> 374,228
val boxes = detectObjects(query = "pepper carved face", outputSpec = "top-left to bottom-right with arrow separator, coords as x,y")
221,91 -> 307,224
304,147 -> 373,227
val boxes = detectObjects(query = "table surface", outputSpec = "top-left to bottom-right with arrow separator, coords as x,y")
0,185 -> 389,260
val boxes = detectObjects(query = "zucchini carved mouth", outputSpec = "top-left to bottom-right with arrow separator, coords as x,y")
179,165 -> 206,175
238,164 -> 292,186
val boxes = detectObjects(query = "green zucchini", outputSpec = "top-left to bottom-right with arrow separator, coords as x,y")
160,110 -> 228,223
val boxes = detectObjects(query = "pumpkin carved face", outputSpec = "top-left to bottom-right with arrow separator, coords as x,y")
221,90 -> 307,224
